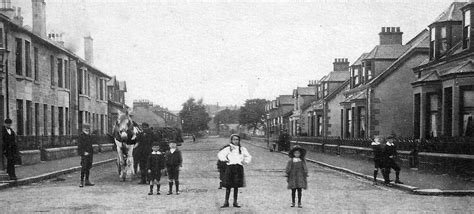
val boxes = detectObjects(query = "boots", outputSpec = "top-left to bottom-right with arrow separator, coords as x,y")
148,185 -> 153,195
84,180 -> 95,186
79,180 -> 84,188
221,188 -> 231,208
175,181 -> 180,195
395,171 -> 404,184
167,182 -> 173,195
156,184 -> 161,195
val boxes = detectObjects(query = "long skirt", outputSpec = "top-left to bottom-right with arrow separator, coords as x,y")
223,164 -> 245,188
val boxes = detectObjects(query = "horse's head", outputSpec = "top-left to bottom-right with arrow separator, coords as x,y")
114,112 -> 137,143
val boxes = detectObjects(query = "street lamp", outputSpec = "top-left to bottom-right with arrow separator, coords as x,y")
0,47 -> 10,179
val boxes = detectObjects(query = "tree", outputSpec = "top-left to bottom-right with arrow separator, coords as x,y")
179,98 -> 211,134
214,109 -> 240,131
239,99 -> 267,134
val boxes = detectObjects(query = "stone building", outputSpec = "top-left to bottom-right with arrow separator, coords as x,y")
265,95 -> 293,138
303,58 -> 350,137
412,2 -> 474,139
341,27 -> 429,138
131,100 -> 166,128
289,86 -> 316,136
0,0 -> 110,137
107,76 -> 128,133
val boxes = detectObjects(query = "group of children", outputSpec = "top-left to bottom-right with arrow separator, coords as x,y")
371,135 -> 403,186
217,134 -> 307,208
146,141 -> 183,195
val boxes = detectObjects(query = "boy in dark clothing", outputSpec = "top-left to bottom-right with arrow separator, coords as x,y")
2,119 -> 18,180
383,135 -> 403,185
371,136 -> 385,185
147,142 -> 165,195
165,142 -> 183,195
78,125 -> 94,187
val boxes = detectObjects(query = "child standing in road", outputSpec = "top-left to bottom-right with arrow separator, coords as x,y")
165,141 -> 183,195
147,142 -> 165,195
286,146 -> 308,208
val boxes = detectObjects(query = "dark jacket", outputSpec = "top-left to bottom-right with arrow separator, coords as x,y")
136,128 -> 154,156
147,152 -> 165,173
77,132 -> 94,157
384,143 -> 398,159
166,149 -> 182,168
2,126 -> 17,157
371,142 -> 384,160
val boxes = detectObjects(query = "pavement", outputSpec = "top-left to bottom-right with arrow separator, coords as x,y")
0,151 -> 117,190
246,139 -> 474,196
0,137 -> 472,213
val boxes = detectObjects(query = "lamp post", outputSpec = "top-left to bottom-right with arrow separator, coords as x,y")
0,46 -> 10,179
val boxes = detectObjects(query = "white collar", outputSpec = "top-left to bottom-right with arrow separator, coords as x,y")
386,142 -> 394,146
292,158 -> 301,162
152,151 -> 161,155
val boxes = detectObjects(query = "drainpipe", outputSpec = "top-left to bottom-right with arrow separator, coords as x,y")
5,24 -> 9,118
367,88 -> 372,138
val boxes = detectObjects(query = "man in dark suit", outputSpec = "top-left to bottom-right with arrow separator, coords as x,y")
135,123 -> 154,184
3,119 -> 18,180
78,125 -> 94,187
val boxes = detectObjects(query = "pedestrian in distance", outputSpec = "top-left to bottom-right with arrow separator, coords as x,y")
192,135 -> 196,143
165,141 -> 183,195
383,135 -> 404,185
78,125 -> 95,188
2,119 -> 18,180
371,136 -> 385,185
147,142 -> 166,195
217,145 -> 229,189
217,134 -> 252,208
286,146 -> 308,208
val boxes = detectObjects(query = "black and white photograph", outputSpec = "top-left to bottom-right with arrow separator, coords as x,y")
0,0 -> 473,213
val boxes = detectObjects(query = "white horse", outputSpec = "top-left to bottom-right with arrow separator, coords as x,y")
112,112 -> 142,181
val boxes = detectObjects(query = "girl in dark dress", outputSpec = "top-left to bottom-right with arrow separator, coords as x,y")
286,146 -> 308,208
217,134 -> 252,208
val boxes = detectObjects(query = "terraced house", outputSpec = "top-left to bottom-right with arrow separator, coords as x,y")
341,27 -> 429,138
305,58 -> 350,137
0,0 -> 110,137
412,1 -> 474,139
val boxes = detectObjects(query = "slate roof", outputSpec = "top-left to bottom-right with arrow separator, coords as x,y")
431,2 -> 466,24
325,71 -> 350,82
107,76 -> 116,86
368,29 -> 430,86
297,87 -> 316,96
352,53 -> 369,66
278,95 -> 294,105
365,44 -> 410,60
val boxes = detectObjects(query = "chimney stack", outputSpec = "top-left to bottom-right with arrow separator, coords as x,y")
12,6 -> 23,26
379,27 -> 403,45
0,0 -> 14,19
32,0 -> 46,38
84,35 -> 94,65
333,58 -> 349,72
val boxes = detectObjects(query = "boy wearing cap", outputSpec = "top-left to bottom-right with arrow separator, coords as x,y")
147,142 -> 165,195
2,119 -> 18,180
383,135 -> 403,185
165,141 -> 183,195
78,125 -> 95,187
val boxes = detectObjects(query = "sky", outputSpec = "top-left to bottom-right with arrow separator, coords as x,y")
14,0 -> 456,111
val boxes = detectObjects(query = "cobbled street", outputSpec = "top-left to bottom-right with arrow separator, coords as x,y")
0,137 -> 472,213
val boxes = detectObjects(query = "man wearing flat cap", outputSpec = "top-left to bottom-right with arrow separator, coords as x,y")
78,124 -> 95,187
3,119 -> 18,180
